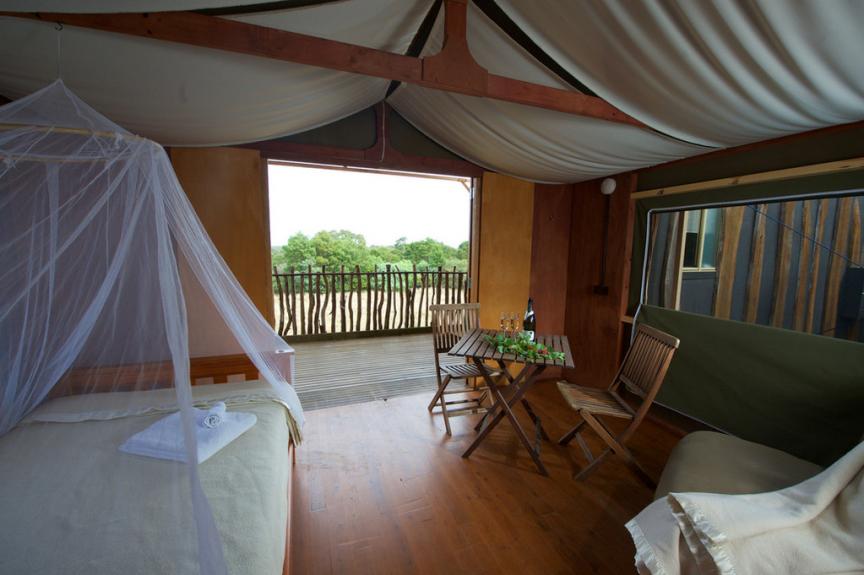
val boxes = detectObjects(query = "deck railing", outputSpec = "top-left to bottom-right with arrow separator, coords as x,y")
273,264 -> 470,339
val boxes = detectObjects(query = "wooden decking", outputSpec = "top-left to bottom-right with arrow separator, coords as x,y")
291,334 -> 461,411
290,381 -> 684,574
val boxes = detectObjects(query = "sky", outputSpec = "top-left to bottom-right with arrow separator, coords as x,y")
268,163 -> 471,248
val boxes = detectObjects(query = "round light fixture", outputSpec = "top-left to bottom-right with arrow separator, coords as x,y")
600,177 -> 617,196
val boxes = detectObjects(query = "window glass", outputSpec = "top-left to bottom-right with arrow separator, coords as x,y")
700,208 -> 720,268
643,195 -> 864,341
682,211 -> 701,268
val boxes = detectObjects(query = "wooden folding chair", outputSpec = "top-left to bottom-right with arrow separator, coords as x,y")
427,303 -> 498,435
557,323 -> 679,486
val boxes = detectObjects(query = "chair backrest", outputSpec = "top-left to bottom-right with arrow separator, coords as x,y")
430,303 -> 480,354
614,323 -> 679,401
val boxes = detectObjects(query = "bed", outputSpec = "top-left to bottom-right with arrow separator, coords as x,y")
0,380 -> 295,575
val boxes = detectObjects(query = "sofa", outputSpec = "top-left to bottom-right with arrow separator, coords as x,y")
654,430 -> 824,499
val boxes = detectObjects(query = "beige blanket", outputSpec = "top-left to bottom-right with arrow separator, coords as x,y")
0,382 -> 292,575
627,441 -> 864,575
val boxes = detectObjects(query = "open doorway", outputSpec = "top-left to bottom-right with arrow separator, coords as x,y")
269,161 -> 473,338
268,161 -> 474,409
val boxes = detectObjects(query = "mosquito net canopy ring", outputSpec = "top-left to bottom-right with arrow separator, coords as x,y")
0,80 -> 304,575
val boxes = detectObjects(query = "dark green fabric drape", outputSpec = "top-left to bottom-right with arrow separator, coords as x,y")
628,169 -> 864,313
639,305 -> 864,466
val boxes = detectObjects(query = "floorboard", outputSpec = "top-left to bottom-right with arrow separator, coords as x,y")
291,381 -> 684,574
291,335 -> 460,411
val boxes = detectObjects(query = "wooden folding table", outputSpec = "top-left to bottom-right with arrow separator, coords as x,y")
448,328 -> 574,475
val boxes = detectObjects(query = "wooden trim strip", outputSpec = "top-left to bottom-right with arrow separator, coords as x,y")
2,7 -> 643,126
632,157 -> 864,200
636,120 -> 864,179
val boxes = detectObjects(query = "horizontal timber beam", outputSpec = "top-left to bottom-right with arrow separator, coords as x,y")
632,156 -> 864,200
1,4 -> 644,127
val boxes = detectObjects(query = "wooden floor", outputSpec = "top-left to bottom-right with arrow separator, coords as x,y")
290,381 -> 684,574
291,334 -> 461,411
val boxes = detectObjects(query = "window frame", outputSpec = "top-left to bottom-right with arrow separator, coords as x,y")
681,209 -> 718,272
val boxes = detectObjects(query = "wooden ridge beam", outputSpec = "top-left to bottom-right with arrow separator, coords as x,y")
1,3 -> 644,127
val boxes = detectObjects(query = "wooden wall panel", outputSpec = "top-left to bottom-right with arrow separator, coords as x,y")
170,147 -> 274,325
529,184 -> 573,379
477,172 -> 535,330
563,175 -> 635,386
530,184 -> 573,335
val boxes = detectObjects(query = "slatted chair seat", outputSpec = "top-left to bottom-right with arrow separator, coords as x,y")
428,303 -> 495,436
556,382 -> 634,419
441,362 -> 489,379
557,323 -> 679,486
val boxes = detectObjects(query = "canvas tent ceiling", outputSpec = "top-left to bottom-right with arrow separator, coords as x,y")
0,0 -> 862,183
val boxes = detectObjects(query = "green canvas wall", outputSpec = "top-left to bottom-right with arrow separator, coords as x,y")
639,305 -> 864,466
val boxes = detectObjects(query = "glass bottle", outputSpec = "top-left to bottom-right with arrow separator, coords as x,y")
523,298 -> 536,342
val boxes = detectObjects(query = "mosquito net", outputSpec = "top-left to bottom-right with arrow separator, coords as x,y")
0,80 -> 304,574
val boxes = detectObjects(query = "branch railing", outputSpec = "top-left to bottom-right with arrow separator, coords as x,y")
273,264 -> 470,339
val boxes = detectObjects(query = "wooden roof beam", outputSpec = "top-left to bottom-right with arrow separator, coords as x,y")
1,3 -> 644,127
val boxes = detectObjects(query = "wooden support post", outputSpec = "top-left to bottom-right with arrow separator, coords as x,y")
422,0 -> 487,94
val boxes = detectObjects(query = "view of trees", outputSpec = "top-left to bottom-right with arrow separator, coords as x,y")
272,231 -> 469,272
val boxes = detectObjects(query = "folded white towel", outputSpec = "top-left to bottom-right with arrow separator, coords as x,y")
119,403 -> 256,463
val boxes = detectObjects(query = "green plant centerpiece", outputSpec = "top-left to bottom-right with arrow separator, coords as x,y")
484,331 -> 565,361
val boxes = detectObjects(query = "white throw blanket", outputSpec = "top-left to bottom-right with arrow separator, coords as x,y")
626,440 -> 864,575
120,402 -> 256,463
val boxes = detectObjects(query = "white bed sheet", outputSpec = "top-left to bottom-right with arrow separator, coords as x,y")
0,381 -> 292,575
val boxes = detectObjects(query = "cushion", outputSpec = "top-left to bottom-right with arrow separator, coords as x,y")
655,431 -> 824,500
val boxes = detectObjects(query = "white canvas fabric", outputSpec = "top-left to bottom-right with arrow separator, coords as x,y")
389,5 -> 706,183
2,1 -> 862,181
0,0 -> 430,146
0,0 -> 273,11
0,80 -> 303,574
496,0 -> 864,148
626,441 -> 864,575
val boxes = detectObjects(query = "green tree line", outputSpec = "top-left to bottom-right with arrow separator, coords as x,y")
272,231 -> 468,273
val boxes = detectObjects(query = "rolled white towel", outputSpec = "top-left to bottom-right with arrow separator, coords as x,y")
199,401 -> 226,429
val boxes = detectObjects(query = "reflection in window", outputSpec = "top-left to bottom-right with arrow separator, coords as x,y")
644,195 -> 864,341
682,209 -> 719,269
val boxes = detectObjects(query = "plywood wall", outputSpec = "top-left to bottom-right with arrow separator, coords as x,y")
170,147 -> 274,325
563,176 -> 635,385
530,184 -> 573,335
477,172 -> 535,329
